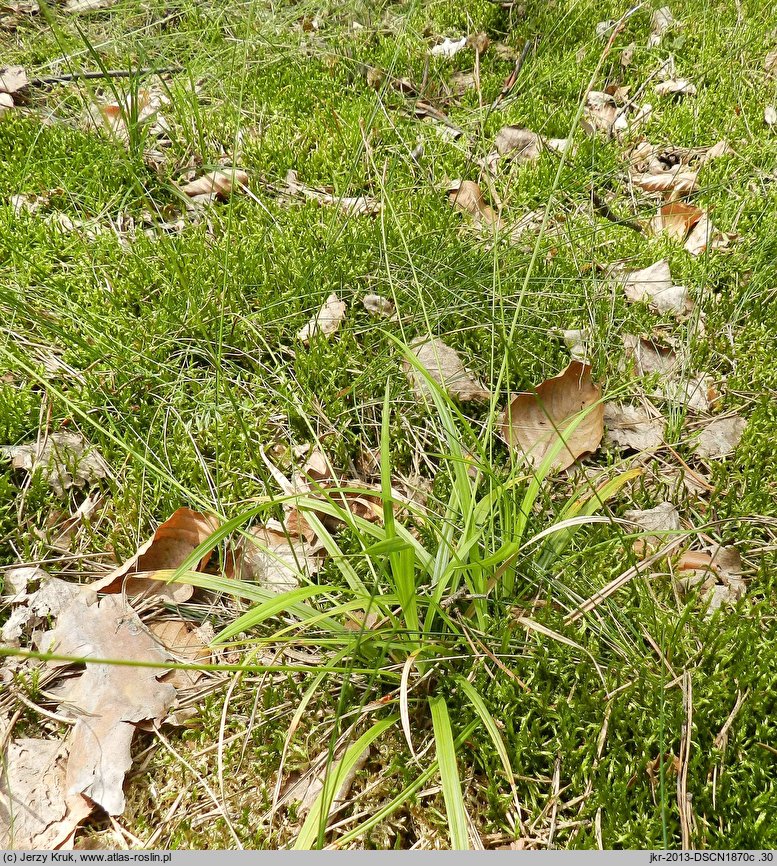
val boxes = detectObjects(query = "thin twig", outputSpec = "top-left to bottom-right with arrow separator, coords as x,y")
29,66 -> 183,87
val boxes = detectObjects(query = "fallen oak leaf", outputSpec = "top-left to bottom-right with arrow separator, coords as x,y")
404,338 -> 490,403
284,170 -> 381,216
297,293 -> 347,343
150,619 -> 212,689
0,431 -> 109,497
498,360 -> 604,472
228,520 -> 323,592
448,179 -> 501,230
40,594 -> 177,816
362,294 -> 395,318
0,65 -> 27,96
89,507 -> 219,602
0,739 -> 92,849
648,6 -> 676,47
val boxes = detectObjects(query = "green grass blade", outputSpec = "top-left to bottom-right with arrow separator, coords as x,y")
429,695 -> 470,850
292,715 -> 399,850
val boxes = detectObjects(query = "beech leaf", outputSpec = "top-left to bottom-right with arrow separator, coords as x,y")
694,415 -> 747,458
498,361 -> 604,472
604,403 -> 665,451
621,259 -> 691,315
40,594 -> 177,815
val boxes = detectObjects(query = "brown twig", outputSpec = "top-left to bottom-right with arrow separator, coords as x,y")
29,66 -> 183,87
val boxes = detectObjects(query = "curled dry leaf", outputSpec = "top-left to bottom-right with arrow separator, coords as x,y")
405,338 -> 490,403
631,168 -> 698,194
556,328 -> 589,362
676,543 -> 746,615
498,361 -> 604,472
448,180 -> 500,230
0,432 -> 109,497
297,293 -> 347,343
651,202 -> 728,255
620,259 -> 691,316
654,79 -> 696,97
623,334 -> 679,377
584,91 -> 652,139
493,126 -> 573,164
64,0 -> 117,10
181,168 -> 249,202
85,88 -> 168,142
430,36 -> 467,58
40,593 -> 177,816
362,293 -> 395,318
2,575 -> 81,644
694,415 -> 746,459
648,6 -> 676,47
89,507 -> 219,602
229,520 -> 322,592
150,619 -> 212,689
285,170 -> 381,216
0,65 -> 27,96
604,402 -> 664,451
0,739 -> 93,849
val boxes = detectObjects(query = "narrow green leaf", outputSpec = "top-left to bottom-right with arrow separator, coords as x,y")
293,715 -> 399,849
429,695 -> 470,850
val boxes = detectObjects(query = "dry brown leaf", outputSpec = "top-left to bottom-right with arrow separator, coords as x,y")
683,212 -> 726,256
631,168 -> 698,193
362,293 -> 394,318
405,338 -> 490,403
150,619 -> 211,689
765,49 -> 777,76
584,91 -> 652,139
0,65 -> 26,98
2,575 -> 81,644
621,259 -> 691,316
623,501 -> 680,547
285,170 -> 381,216
181,168 -> 248,201
498,361 -> 603,472
448,180 -> 501,229
654,79 -> 696,97
694,415 -> 746,458
651,200 -> 702,241
676,543 -> 746,614
604,403 -> 664,451
0,92 -> 14,114
623,334 -> 679,376
89,507 -> 219,602
297,293 -> 347,343
40,594 -> 177,815
229,520 -> 322,592
0,432 -> 109,497
494,126 -> 542,161
85,88 -> 168,143
648,6 -> 676,47
449,70 -> 475,95
0,739 -> 92,849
